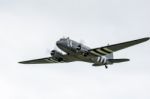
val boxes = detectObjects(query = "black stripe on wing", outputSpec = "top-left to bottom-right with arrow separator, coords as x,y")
18,57 -> 63,64
100,48 -> 112,54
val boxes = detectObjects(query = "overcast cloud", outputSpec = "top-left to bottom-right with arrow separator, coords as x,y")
0,0 -> 150,99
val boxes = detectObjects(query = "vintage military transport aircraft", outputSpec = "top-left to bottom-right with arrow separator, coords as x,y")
19,37 -> 149,69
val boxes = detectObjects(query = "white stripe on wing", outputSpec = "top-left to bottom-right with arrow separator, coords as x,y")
103,48 -> 113,53
50,58 -> 58,63
96,49 -> 108,55
90,51 -> 101,56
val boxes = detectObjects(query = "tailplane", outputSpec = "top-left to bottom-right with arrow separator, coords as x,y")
108,58 -> 130,63
106,53 -> 129,63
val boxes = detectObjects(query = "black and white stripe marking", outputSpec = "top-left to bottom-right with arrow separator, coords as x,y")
45,58 -> 59,63
47,58 -> 65,63
90,47 -> 113,56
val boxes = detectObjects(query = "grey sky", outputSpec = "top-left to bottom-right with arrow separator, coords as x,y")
0,0 -> 150,99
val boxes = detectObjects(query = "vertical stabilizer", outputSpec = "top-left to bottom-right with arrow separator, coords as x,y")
106,53 -> 114,59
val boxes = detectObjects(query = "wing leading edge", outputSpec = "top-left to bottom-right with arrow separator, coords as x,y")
18,57 -> 63,64
19,53 -> 80,64
89,37 -> 150,56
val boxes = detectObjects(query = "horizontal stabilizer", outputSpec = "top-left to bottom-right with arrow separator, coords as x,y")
108,58 -> 130,63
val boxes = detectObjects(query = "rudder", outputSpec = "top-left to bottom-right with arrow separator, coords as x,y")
106,53 -> 114,59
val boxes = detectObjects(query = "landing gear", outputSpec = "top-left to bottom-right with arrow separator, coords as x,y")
57,58 -> 63,62
105,64 -> 108,69
83,51 -> 89,57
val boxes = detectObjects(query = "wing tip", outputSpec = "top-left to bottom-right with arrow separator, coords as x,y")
125,59 -> 130,61
18,61 -> 26,64
18,61 -> 32,64
143,37 -> 150,41
136,37 -> 150,43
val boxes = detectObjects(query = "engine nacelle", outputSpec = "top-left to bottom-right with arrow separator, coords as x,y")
75,45 -> 89,57
96,56 -> 107,64
82,51 -> 89,57
76,44 -> 81,50
51,50 -> 63,62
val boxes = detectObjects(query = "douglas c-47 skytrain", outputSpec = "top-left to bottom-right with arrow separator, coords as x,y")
19,37 -> 150,69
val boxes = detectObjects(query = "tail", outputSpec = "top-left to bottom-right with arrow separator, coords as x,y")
106,53 -> 130,64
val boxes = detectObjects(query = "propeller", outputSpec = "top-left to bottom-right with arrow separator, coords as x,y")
80,40 -> 86,47
80,40 -> 85,45
54,45 -> 58,51
45,44 -> 59,55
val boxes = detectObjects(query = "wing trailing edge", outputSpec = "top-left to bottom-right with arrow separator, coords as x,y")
108,58 -> 130,63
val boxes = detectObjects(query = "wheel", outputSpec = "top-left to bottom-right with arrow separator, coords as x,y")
58,58 -> 63,62
83,52 -> 89,57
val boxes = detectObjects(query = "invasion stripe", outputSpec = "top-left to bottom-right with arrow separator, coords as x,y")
101,48 -> 112,54
96,49 -> 108,55
93,49 -> 106,55
45,59 -> 52,62
90,51 -> 101,56
103,48 -> 113,53
50,58 -> 58,63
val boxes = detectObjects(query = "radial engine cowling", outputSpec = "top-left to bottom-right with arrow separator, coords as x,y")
51,50 -> 63,62
76,44 -> 81,50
